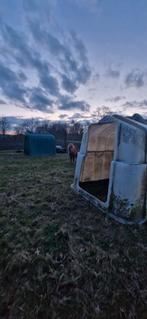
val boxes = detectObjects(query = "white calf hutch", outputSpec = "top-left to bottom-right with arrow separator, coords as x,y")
72,115 -> 147,224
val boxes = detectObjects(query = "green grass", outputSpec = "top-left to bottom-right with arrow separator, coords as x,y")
0,151 -> 147,319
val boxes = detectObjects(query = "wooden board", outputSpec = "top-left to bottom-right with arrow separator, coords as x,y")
80,151 -> 114,182
87,123 -> 116,152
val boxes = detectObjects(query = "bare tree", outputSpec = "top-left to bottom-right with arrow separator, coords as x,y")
35,120 -> 50,133
15,118 -> 39,135
49,122 -> 67,148
15,125 -> 23,135
0,117 -> 9,135
69,121 -> 83,135
24,118 -> 39,133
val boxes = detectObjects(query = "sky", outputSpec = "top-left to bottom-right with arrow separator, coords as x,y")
0,0 -> 147,128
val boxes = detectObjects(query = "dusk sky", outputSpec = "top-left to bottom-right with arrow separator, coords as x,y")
0,0 -> 147,126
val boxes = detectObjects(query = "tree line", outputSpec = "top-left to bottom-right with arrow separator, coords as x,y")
0,106 -> 113,136
0,117 -> 85,136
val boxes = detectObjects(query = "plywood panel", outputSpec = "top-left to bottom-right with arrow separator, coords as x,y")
80,151 -> 114,182
87,123 -> 116,152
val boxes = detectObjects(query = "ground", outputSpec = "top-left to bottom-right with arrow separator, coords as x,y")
0,151 -> 147,319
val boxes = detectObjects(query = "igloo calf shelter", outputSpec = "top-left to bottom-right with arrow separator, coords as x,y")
72,115 -> 147,224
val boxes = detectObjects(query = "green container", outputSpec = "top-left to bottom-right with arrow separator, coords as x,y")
24,133 -> 56,156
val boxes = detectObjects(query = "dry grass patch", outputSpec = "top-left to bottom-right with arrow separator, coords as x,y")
0,151 -> 147,319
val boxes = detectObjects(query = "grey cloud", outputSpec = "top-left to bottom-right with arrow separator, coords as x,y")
106,96 -> 126,102
29,88 -> 54,112
69,31 -> 91,84
61,63 -> 91,94
0,99 -> 7,105
40,68 -> 59,97
0,62 -> 18,83
0,22 -> 60,97
0,22 -> 49,72
122,99 -> 147,110
0,59 -> 56,111
92,73 -> 100,81
59,95 -> 90,112
1,24 -> 32,67
28,19 -> 91,91
59,114 -> 68,119
106,67 -> 120,78
69,0 -> 102,13
2,83 -> 26,103
29,20 -> 64,56
67,115 -> 92,123
125,69 -> 145,88
23,0 -> 38,12
23,0 -> 52,17
18,71 -> 27,81
88,88 -> 96,92
0,63 -> 26,103
0,8 -> 92,112
68,112 -> 90,120
70,30 -> 88,62
28,19 -> 78,71
76,65 -> 91,84
1,19 -> 90,98
0,22 -> 46,75
61,75 -> 77,93
68,113 -> 83,120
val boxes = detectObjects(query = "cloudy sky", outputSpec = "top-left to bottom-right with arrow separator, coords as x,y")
0,0 -> 147,125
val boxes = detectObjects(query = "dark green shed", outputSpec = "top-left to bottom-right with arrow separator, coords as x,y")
24,133 -> 56,156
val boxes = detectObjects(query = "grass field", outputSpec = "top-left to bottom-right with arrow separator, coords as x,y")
0,151 -> 147,319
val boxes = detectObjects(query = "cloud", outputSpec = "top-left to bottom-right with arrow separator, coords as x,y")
69,0 -> 103,14
28,19 -> 73,67
18,71 -> 27,81
0,21 -> 58,78
61,75 -> 77,93
29,88 -> 54,112
76,65 -> 91,84
68,113 -> 83,120
59,95 -> 90,112
92,73 -> 100,81
106,67 -> 120,78
23,0 -> 39,12
88,88 -> 96,93
0,3 -> 91,113
122,99 -> 147,110
23,0 -> 53,18
68,112 -> 91,120
1,21 -> 60,91
106,96 -> 126,102
70,30 -> 88,63
28,19 -> 91,91
125,69 -> 145,88
0,23 -> 34,67
0,62 -> 26,103
0,99 -> 6,105
28,19 -> 65,57
39,68 -> 59,97
59,114 -> 68,119
0,59 -> 55,112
